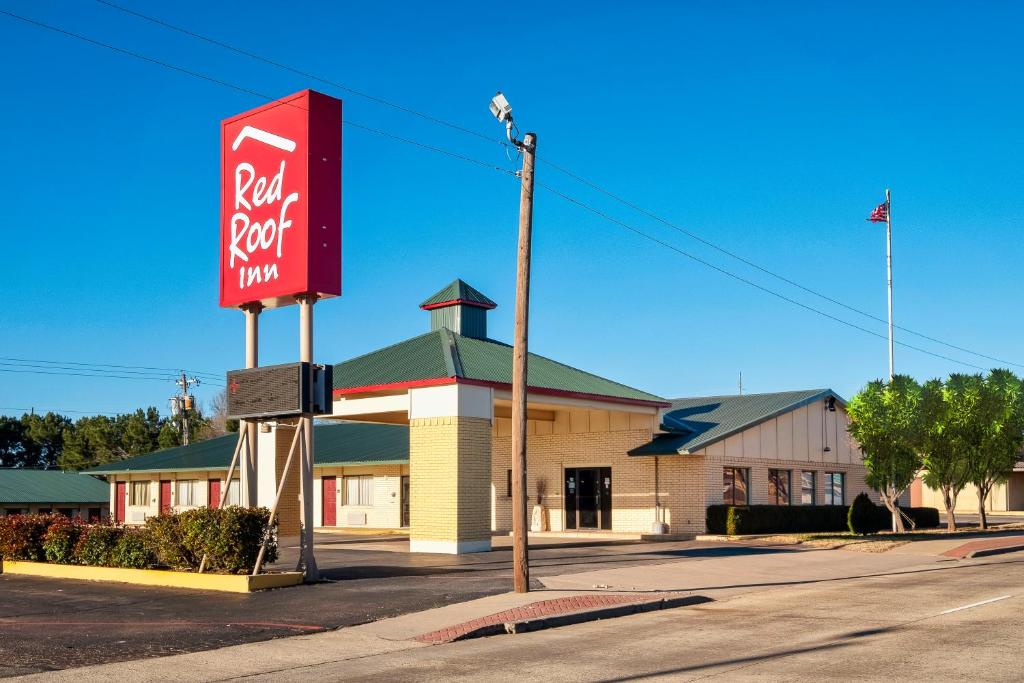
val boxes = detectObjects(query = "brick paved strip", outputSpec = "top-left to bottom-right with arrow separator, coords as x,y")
414,593 -> 711,644
942,536 -> 1024,559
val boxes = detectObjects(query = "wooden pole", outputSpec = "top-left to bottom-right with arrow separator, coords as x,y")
297,295 -> 319,581
511,132 -> 536,594
242,303 -> 261,507
885,188 -> 894,381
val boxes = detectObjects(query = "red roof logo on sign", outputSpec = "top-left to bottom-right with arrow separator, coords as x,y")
220,90 -> 342,309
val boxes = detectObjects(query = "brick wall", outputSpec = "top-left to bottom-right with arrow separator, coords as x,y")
490,406 -> 876,535
410,416 -> 491,544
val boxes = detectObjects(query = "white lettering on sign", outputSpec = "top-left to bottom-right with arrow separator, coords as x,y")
227,127 -> 299,292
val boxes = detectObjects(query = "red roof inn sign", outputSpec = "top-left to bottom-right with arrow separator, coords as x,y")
220,89 -> 342,309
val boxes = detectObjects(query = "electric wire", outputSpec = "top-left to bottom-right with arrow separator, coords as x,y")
83,3 -> 1023,369
0,8 -> 1008,375
535,156 -> 1024,370
537,181 -> 988,372
0,356 -> 223,381
93,0 -> 504,148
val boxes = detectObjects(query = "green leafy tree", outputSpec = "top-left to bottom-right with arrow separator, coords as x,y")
22,412 -> 71,469
971,369 -> 1024,529
920,377 -> 972,532
157,421 -> 181,450
0,416 -> 30,467
847,375 -> 923,532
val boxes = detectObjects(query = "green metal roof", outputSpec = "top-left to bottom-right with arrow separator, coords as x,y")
629,389 -> 841,456
86,423 -> 409,475
333,329 -> 666,405
0,469 -> 110,504
420,279 -> 497,309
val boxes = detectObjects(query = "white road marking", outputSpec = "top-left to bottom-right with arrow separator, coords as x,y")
939,595 -> 1012,615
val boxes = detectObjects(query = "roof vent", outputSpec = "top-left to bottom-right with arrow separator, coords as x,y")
420,279 -> 496,339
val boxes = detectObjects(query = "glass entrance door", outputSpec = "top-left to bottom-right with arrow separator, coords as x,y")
564,467 -> 612,530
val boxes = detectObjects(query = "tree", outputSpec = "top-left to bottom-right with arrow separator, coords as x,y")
971,369 -> 1024,529
920,377 -> 973,532
208,390 -> 239,436
847,375 -> 923,532
157,421 -> 180,450
0,416 -> 30,467
22,412 -> 71,469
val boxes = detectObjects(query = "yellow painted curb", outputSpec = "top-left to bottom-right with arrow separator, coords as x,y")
0,560 -> 303,593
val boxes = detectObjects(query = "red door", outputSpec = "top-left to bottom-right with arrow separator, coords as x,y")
208,479 -> 221,509
115,481 -> 126,523
159,480 -> 172,513
322,477 -> 337,527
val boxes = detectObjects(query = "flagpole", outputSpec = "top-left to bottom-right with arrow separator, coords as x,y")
885,188 -> 894,380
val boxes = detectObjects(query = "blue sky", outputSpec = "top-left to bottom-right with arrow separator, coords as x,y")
1,1 -> 1022,418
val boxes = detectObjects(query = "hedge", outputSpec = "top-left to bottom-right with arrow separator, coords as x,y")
0,507 -> 277,574
707,502 -> 940,535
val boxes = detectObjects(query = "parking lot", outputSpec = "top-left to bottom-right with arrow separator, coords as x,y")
0,534 -> 770,677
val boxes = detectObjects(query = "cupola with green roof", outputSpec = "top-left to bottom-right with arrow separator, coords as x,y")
420,278 -> 497,339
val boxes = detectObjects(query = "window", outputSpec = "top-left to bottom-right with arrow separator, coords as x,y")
225,479 -> 241,506
344,475 -> 374,506
177,480 -> 201,507
768,469 -> 791,505
824,472 -> 845,505
506,469 -> 513,498
801,471 -> 816,505
723,467 -> 749,506
130,481 -> 150,506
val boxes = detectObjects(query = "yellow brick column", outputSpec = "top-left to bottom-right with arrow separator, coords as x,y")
408,385 -> 493,553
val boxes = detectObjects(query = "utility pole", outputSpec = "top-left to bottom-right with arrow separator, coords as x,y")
490,92 -> 535,594
737,371 -> 743,396
174,372 -> 200,445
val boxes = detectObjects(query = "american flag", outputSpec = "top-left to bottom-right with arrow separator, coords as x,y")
867,201 -> 889,223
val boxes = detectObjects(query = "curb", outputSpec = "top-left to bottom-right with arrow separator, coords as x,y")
505,595 -> 712,635
418,594 -> 712,644
965,544 -> 1024,559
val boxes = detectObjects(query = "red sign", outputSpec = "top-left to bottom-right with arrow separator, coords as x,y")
220,89 -> 342,308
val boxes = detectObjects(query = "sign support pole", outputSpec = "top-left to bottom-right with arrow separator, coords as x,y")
242,303 -> 262,507
297,294 -> 319,581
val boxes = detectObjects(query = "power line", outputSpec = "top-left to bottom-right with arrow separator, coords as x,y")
538,181 -> 988,373
0,8 -> 1005,375
82,3 -> 1023,370
0,406 -> 142,416
93,0 -> 504,148
0,356 -> 223,381
536,157 -> 1024,370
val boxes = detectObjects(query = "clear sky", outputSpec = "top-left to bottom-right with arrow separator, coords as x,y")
1,1 -> 1022,418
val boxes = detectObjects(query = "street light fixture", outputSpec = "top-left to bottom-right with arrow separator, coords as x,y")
489,91 -> 529,150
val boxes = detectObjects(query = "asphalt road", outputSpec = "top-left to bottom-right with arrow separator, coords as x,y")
0,536 -> 761,677
279,553 -> 1024,682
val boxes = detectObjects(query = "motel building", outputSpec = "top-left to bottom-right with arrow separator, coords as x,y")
0,468 -> 110,519
92,280 -> 875,553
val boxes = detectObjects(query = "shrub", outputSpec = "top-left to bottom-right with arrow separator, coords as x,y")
74,524 -> 123,566
0,514 -> 60,561
43,516 -> 87,564
144,506 -> 277,574
144,512 -> 194,569
871,505 -> 940,531
112,528 -> 155,569
707,505 -> 850,535
848,493 -> 883,535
